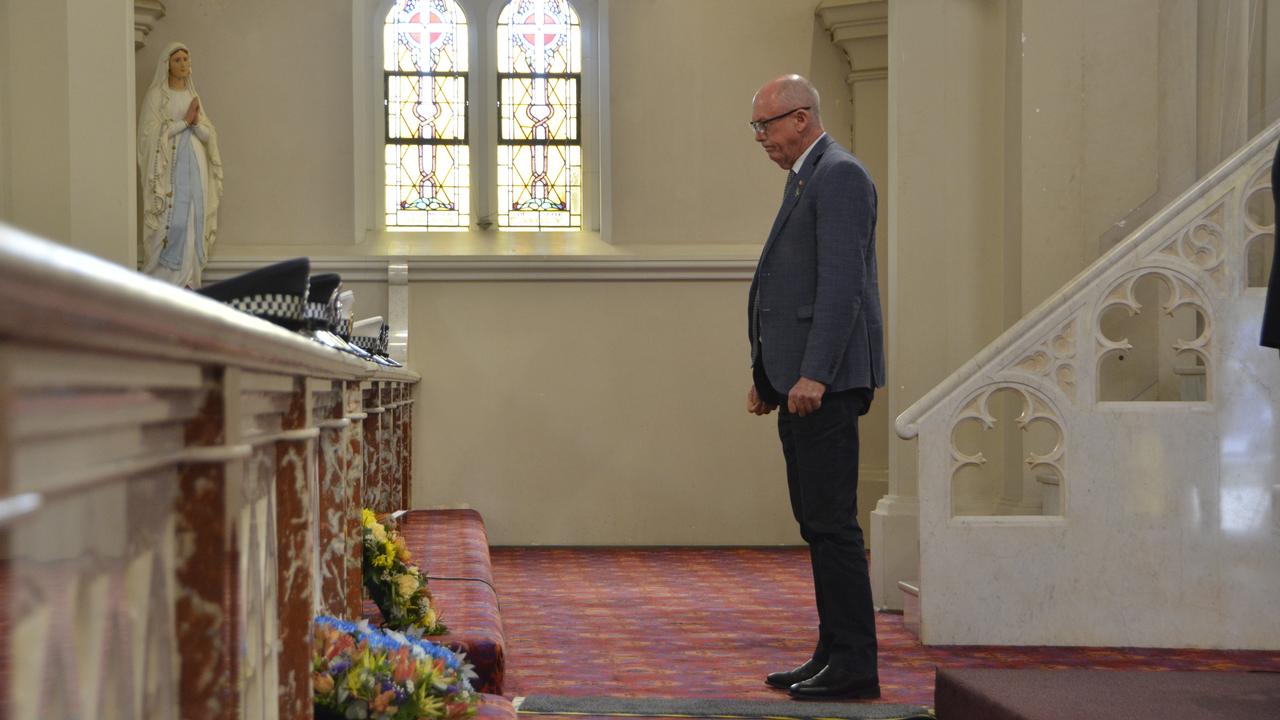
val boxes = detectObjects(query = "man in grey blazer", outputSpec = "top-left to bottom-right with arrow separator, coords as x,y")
747,75 -> 885,700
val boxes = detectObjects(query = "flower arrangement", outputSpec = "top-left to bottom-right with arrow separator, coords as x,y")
362,508 -> 447,634
312,615 -> 479,720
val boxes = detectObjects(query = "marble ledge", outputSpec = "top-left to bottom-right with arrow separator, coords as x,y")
207,240 -> 762,282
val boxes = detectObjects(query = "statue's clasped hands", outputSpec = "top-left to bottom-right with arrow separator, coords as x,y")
184,97 -> 200,127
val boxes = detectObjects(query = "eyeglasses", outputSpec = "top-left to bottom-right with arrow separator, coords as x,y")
749,106 -> 810,134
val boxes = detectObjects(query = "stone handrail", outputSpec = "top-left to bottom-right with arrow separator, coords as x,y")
895,120 -> 1280,439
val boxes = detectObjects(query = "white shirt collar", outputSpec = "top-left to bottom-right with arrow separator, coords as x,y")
791,133 -> 826,174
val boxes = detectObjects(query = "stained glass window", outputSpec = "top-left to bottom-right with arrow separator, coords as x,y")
497,0 -> 582,230
384,0 -> 469,230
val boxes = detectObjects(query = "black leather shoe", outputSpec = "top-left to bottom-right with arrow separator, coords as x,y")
788,665 -> 880,700
764,657 -> 826,689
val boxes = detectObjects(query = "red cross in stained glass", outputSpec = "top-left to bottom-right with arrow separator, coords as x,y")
520,12 -> 561,47
515,0 -> 568,55
403,8 -> 450,48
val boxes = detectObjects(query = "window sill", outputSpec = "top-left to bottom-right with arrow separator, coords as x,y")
206,239 -> 762,282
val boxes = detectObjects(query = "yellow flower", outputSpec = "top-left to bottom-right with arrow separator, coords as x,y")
417,694 -> 444,719
371,522 -> 389,545
396,573 -> 419,600
361,508 -> 377,528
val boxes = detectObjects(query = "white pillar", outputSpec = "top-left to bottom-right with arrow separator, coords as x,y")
388,262 -> 410,364
816,0 -> 890,549
2,0 -> 136,268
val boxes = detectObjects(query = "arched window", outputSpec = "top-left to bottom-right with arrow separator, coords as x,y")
384,0 -> 470,230
496,0 -> 582,230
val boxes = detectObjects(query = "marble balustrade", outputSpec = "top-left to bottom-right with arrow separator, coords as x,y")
895,122 -> 1280,649
0,224 -> 419,720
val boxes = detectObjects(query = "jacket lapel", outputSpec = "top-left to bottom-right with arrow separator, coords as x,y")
760,134 -> 832,261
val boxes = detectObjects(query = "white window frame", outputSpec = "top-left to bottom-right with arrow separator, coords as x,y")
353,0 -> 610,244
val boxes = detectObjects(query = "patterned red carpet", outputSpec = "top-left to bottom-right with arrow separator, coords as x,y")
489,547 -> 1280,709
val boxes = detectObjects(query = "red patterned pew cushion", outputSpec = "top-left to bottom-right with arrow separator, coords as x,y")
362,508 -> 506,694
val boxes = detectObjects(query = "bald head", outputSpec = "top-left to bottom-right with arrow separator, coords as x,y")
755,74 -> 822,120
751,74 -> 824,170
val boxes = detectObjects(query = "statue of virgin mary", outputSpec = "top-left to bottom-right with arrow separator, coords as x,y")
138,42 -> 223,288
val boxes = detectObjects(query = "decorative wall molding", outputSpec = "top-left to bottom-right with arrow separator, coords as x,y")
815,0 -> 888,85
205,255 -> 759,283
134,0 -> 166,50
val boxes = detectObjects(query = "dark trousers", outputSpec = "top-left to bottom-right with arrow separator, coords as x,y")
769,380 -> 878,678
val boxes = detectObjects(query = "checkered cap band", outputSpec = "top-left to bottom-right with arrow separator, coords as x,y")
336,318 -> 351,339
351,335 -> 379,353
304,301 -> 335,325
378,325 -> 390,354
228,294 -> 304,321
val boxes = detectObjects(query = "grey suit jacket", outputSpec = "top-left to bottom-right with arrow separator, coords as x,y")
748,134 -> 885,393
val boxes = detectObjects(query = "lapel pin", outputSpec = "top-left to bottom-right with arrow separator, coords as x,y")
795,180 -> 805,196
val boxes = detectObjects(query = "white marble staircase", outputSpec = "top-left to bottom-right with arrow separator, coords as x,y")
894,122 -> 1280,649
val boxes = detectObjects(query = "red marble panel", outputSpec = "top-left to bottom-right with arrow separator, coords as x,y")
316,425 -> 348,616
379,407 -> 397,511
0,408 -> 8,719
275,384 -> 312,720
389,403 -> 403,509
176,376 -> 237,720
275,437 -> 312,720
313,383 -> 347,618
363,414 -> 381,512
343,381 -> 365,620
402,402 -> 414,508
0,536 -> 9,718
176,464 -> 236,720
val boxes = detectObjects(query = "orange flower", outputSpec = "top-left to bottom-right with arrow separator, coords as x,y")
329,633 -> 356,661
371,689 -> 397,713
392,647 -> 414,683
313,673 -> 334,695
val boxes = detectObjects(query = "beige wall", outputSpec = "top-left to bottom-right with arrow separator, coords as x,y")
409,280 -> 790,545
405,278 -> 883,546
609,0 -> 817,246
0,0 -> 136,267
135,0 -> 355,249
0,0 -> 8,220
